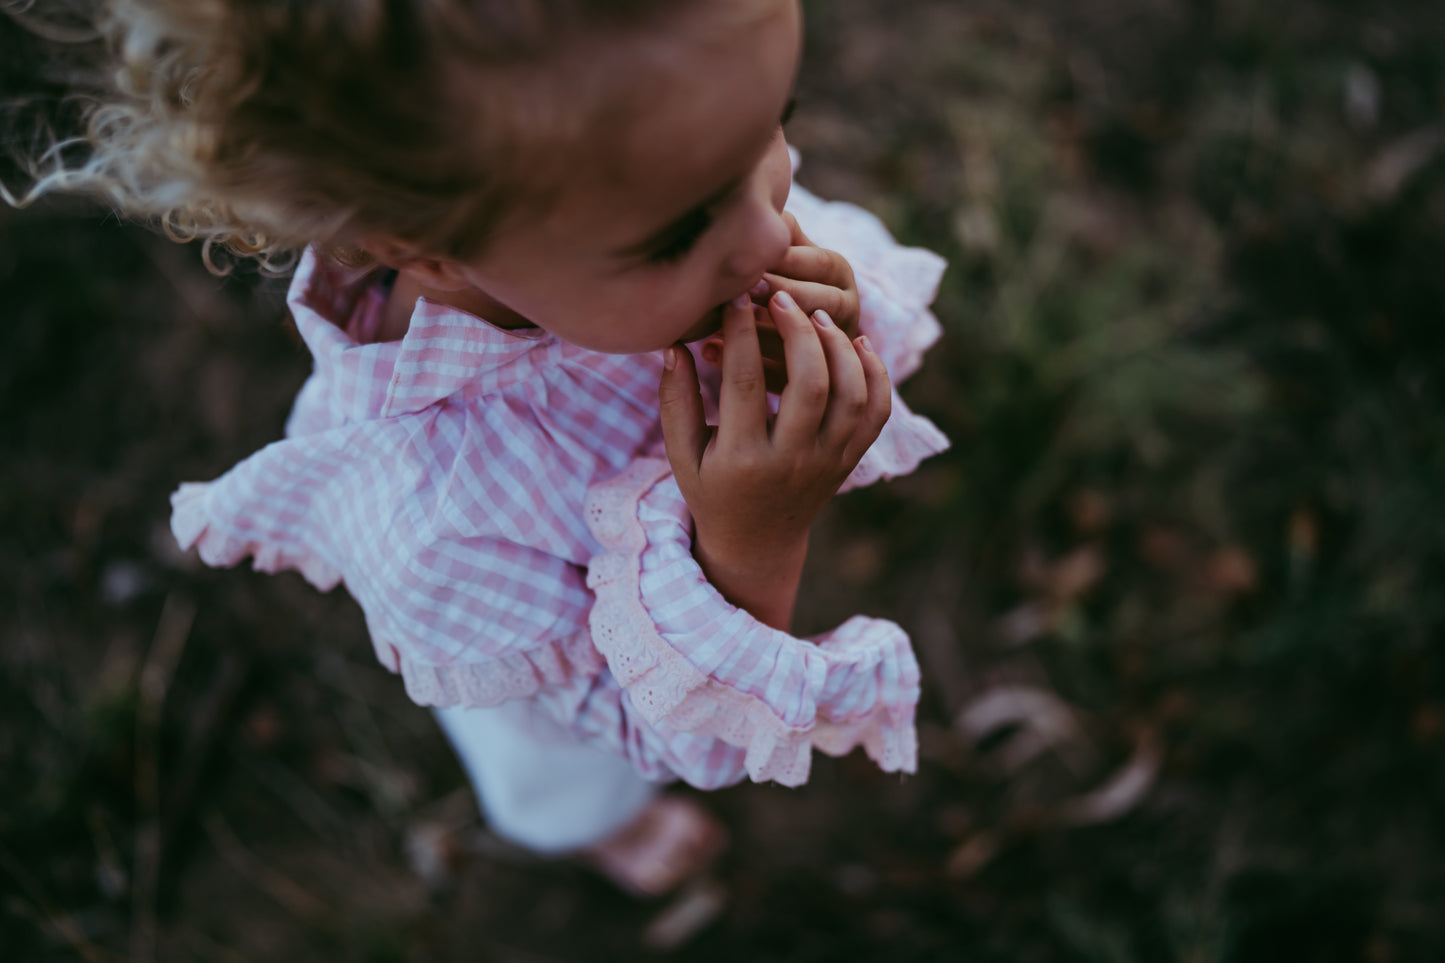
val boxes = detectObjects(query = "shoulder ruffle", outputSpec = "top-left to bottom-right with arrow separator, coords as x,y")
171,480 -> 343,590
176,467 -> 606,710
584,459 -> 921,788
171,418 -> 602,709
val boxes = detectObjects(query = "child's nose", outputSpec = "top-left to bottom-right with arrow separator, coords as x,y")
727,203 -> 792,282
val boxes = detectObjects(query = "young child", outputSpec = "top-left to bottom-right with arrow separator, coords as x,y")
9,0 -> 948,894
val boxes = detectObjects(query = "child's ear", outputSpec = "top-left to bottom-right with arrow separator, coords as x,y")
357,236 -> 473,291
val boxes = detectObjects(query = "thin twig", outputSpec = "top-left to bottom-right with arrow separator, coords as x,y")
163,652 -> 249,842
0,839 -> 125,963
130,592 -> 197,963
203,812 -> 327,919
235,750 -> 351,844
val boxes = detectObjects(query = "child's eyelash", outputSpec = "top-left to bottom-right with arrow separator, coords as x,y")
644,99 -> 796,266
780,96 -> 798,127
647,208 -> 714,264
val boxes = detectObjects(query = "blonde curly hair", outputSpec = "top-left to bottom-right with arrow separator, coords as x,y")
2,0 -> 690,273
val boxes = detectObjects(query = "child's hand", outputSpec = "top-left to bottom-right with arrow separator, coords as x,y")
762,212 -> 861,337
701,213 -> 861,393
659,290 -> 892,631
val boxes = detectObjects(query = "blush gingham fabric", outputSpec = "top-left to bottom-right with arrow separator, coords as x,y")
171,180 -> 950,788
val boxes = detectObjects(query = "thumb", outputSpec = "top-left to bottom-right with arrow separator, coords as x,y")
657,344 -> 708,481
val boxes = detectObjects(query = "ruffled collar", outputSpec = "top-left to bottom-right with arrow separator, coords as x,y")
288,248 -> 565,419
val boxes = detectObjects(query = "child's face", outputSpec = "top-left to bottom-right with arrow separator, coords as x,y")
439,0 -> 802,354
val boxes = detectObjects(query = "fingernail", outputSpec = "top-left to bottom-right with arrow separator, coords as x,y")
749,278 -> 771,299
812,309 -> 833,329
731,293 -> 751,309
663,346 -> 677,370
772,290 -> 796,311
856,335 -> 873,353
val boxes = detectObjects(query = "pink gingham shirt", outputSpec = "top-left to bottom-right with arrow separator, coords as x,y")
171,180 -> 949,789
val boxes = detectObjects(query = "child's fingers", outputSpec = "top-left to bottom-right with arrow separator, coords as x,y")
812,311 -> 868,449
658,344 -> 709,481
715,296 -> 770,450
841,336 -> 893,465
767,244 -> 854,291
762,275 -> 858,335
770,291 -> 830,447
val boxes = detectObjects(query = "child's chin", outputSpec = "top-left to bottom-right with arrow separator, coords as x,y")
679,304 -> 725,344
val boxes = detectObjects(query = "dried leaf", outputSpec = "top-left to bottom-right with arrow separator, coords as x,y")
1067,488 -> 1114,535
1138,526 -> 1191,571
642,879 -> 729,951
1048,545 -> 1107,602
404,822 -> 460,891
1344,62 -> 1381,131
955,685 -> 1084,771
1048,730 -> 1162,828
1365,127 -> 1444,202
953,203 -> 1000,253
1288,506 -> 1319,560
994,601 -> 1051,647
1412,704 -> 1443,745
946,831 -> 1001,880
1201,546 -> 1258,595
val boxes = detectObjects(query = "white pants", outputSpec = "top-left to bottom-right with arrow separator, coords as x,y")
432,700 -> 658,854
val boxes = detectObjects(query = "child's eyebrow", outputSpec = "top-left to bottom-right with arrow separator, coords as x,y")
613,175 -> 744,260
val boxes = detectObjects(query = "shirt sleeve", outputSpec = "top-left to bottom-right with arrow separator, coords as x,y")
581,457 -> 922,788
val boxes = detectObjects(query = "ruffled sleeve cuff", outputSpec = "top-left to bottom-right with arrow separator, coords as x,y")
584,459 -> 921,788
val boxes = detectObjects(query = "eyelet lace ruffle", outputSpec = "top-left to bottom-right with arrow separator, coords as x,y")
388,629 -> 607,709
584,458 -> 921,787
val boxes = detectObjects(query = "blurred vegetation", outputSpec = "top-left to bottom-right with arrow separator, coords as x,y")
4,0 -> 1445,960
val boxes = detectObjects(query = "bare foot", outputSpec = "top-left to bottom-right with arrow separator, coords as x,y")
582,795 -> 728,897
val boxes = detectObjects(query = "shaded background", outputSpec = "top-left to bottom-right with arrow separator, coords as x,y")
5,0 -> 1445,959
